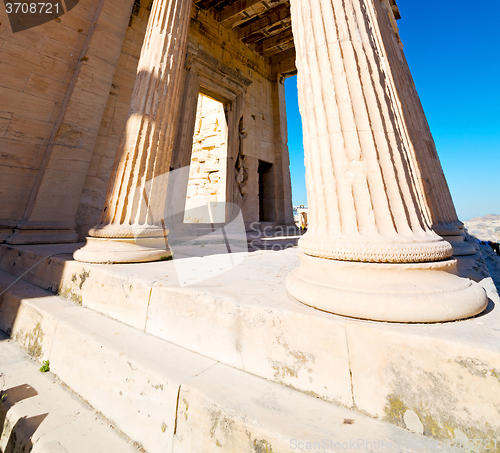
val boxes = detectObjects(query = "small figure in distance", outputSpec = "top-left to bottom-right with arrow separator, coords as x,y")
300,211 -> 308,231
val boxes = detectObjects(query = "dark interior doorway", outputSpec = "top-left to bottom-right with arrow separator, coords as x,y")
258,160 -> 276,222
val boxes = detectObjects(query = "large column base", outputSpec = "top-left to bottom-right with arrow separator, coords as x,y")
73,236 -> 171,264
286,252 -> 488,323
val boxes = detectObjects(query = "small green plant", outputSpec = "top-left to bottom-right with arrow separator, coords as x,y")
39,360 -> 50,372
0,393 -> 7,402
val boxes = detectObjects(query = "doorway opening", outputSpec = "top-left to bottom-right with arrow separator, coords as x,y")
184,93 -> 228,224
258,160 -> 275,222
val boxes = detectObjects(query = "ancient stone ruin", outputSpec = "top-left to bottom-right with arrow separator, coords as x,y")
0,0 -> 499,451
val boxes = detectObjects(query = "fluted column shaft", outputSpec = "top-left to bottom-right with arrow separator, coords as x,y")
290,0 -> 451,263
375,0 -> 464,238
91,0 -> 192,239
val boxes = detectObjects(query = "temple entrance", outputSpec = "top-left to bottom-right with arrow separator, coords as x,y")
184,93 -> 228,223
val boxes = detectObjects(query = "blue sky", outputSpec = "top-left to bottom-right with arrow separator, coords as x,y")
285,0 -> 500,221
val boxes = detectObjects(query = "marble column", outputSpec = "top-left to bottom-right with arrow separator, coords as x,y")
377,0 -> 474,256
74,0 -> 192,263
286,0 -> 487,322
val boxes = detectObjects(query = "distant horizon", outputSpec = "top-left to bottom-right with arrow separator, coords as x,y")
290,204 -> 499,223
465,213 -> 500,222
285,0 -> 500,223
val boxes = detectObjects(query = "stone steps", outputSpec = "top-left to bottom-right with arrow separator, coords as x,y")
0,334 -> 140,453
1,243 -> 500,449
0,269 -> 462,453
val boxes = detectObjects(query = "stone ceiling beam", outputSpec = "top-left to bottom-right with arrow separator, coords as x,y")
236,4 -> 290,40
270,48 -> 296,76
194,0 -> 295,60
255,27 -> 293,54
218,0 -> 263,24
269,47 -> 295,64
194,0 -> 226,10
241,19 -> 291,45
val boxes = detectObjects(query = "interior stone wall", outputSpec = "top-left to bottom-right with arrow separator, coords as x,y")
0,0 -> 100,239
184,94 -> 228,223
75,0 -> 153,238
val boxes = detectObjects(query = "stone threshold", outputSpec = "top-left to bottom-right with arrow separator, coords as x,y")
0,243 -> 500,447
0,271 -> 461,453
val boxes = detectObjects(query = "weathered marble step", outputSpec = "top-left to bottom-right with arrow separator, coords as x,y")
0,272 -> 463,453
1,243 -> 500,449
0,334 -> 140,453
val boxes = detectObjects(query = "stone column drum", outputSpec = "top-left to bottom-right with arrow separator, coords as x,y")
286,0 -> 487,322
74,0 -> 192,263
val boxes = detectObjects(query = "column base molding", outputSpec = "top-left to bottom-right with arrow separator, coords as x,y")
73,236 -> 172,264
299,235 -> 453,263
286,252 -> 488,323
